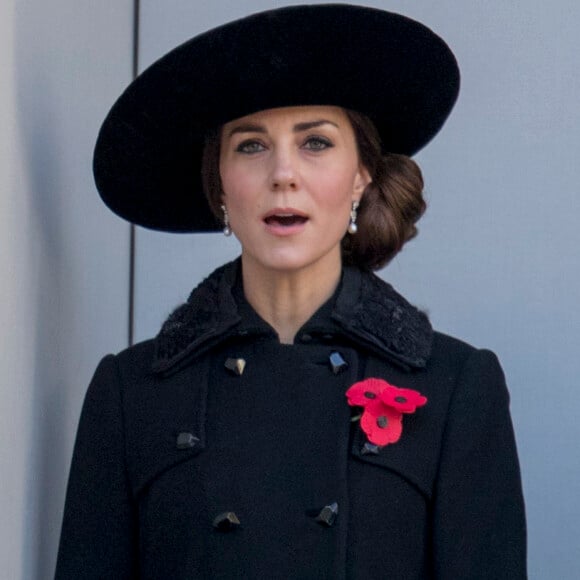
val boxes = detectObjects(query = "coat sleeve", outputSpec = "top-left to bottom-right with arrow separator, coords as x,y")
431,349 -> 527,579
55,355 -> 138,579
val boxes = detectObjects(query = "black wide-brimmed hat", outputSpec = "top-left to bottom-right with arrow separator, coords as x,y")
94,4 -> 460,232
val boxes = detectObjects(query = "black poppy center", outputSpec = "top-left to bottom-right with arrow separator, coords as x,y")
364,391 -> 377,399
395,396 -> 407,403
376,416 -> 388,428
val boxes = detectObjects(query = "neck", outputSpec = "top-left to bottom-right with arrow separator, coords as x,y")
241,254 -> 342,344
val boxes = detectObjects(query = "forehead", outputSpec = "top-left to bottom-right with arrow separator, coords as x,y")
222,105 -> 351,131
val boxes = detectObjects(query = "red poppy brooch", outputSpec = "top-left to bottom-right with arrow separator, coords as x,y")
346,378 -> 427,447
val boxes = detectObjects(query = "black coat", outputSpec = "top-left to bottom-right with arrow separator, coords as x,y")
55,261 -> 526,579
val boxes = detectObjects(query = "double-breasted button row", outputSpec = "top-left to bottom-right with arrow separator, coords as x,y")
222,351 -> 349,376
211,348 -> 346,536
211,503 -> 339,532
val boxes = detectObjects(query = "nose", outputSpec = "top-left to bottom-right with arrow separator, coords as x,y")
269,148 -> 299,191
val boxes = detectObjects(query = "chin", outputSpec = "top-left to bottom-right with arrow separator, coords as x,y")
243,245 -> 342,276
258,255 -> 312,273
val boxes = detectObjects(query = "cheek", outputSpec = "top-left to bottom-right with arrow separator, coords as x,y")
314,168 -> 359,208
219,167 -> 264,227
220,165 -> 255,203
219,162 -> 237,196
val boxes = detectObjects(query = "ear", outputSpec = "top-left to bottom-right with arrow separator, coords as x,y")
353,165 -> 371,201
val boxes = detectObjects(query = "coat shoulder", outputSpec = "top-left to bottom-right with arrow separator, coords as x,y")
426,330 -> 508,404
429,330 -> 487,372
110,338 -> 156,384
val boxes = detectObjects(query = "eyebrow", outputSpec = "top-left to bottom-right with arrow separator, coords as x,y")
227,124 -> 266,137
227,119 -> 339,137
294,119 -> 339,132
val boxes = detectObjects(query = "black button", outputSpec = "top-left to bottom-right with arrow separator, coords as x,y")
176,432 -> 199,449
361,442 -> 380,455
224,357 -> 246,376
315,503 -> 338,527
300,333 -> 313,343
329,351 -> 348,374
213,511 -> 241,532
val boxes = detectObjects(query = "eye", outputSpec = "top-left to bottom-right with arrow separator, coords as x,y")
235,139 -> 266,154
302,135 -> 333,151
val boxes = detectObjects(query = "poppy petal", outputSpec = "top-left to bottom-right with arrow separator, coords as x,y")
380,385 -> 427,413
346,378 -> 386,407
360,402 -> 403,446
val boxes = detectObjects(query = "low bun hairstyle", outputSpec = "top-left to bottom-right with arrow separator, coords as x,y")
201,109 -> 426,271
342,110 -> 426,270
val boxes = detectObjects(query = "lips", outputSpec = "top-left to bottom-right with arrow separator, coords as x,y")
262,208 -> 309,235
264,214 -> 308,226
263,209 -> 308,227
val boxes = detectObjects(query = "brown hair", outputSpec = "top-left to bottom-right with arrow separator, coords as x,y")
201,109 -> 425,271
342,110 -> 426,270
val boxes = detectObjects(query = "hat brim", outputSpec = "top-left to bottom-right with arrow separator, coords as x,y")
94,4 -> 460,232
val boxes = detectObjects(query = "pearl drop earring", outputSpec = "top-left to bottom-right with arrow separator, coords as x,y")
348,200 -> 359,234
221,204 -> 232,236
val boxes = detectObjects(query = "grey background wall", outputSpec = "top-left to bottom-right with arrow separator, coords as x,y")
1,0 -> 578,578
1,1 -> 133,578
134,2 -> 580,579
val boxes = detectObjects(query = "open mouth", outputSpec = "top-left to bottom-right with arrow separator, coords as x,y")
264,214 -> 308,227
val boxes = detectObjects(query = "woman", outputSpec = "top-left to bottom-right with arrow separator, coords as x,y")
56,5 -> 526,579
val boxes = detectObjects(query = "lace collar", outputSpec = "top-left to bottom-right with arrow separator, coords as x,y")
153,260 -> 433,375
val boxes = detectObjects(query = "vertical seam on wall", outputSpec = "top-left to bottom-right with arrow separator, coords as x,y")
128,0 -> 140,347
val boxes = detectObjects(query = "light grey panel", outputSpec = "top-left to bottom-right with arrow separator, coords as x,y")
1,1 -> 134,578
134,231 -> 241,335
136,2 -> 580,578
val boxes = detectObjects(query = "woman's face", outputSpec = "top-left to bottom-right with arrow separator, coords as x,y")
219,106 -> 370,275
